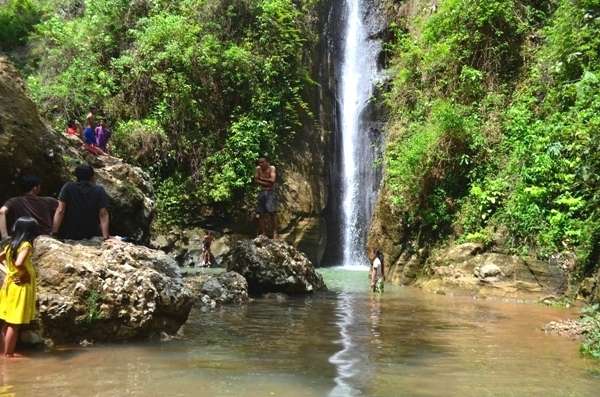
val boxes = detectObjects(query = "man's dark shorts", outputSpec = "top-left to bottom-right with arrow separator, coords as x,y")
256,190 -> 278,214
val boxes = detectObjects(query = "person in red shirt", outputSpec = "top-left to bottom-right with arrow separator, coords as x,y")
65,120 -> 82,137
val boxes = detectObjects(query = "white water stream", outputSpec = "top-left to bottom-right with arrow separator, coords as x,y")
339,0 -> 381,268
330,0 -> 381,394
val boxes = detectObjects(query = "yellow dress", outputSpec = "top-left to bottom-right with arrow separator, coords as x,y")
0,242 -> 36,324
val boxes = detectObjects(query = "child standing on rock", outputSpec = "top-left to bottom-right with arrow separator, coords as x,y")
0,217 -> 39,358
201,231 -> 215,267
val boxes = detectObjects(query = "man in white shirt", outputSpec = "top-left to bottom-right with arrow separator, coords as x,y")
370,250 -> 385,293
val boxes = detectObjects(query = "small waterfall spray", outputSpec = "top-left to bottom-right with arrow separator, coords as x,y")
339,0 -> 381,267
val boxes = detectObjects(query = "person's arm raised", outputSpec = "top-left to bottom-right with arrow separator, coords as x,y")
99,208 -> 110,240
0,206 -> 9,239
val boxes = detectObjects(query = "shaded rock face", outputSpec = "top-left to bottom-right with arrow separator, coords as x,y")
367,186 -> 409,276
280,217 -> 326,266
150,227 -> 245,267
32,237 -> 193,344
580,266 -> 600,303
151,227 -> 206,267
277,97 -> 329,266
0,57 -> 154,242
223,236 -> 327,295
417,243 -> 568,298
91,156 -> 154,242
0,58 -> 67,199
275,0 -> 342,266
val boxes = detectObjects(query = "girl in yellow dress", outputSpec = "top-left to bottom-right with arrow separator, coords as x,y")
0,217 -> 38,358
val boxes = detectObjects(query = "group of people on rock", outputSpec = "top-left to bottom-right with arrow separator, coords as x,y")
0,151 -> 384,358
66,112 -> 112,156
0,165 -> 111,357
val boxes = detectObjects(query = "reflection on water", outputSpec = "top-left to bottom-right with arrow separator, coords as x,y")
329,292 -> 359,397
328,291 -> 384,397
1,267 -> 599,396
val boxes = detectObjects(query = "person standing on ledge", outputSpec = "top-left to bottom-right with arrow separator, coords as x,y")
0,176 -> 58,239
52,164 -> 111,241
255,156 -> 278,239
95,118 -> 112,153
82,113 -> 105,156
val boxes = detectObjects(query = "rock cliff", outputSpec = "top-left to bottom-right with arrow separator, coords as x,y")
0,57 -> 154,242
276,0 -> 335,266
0,58 -> 67,199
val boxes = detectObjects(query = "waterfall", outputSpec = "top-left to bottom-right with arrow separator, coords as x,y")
338,0 -> 381,268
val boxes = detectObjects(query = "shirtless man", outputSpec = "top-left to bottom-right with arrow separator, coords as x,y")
255,156 -> 278,239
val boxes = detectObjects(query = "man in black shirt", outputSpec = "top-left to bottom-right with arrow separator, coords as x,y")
52,164 -> 111,240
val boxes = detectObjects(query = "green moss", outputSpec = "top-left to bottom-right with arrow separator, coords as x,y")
84,290 -> 102,324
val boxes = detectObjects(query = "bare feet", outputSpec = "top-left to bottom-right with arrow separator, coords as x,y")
4,353 -> 26,359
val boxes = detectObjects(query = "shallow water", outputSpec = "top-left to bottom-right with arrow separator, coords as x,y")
1,268 -> 599,397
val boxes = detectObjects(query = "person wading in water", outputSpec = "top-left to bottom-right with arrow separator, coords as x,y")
255,156 -> 278,239
370,249 -> 385,293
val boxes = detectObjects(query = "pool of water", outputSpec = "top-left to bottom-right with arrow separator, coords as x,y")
1,268 -> 599,396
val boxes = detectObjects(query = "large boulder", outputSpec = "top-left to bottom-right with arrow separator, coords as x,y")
200,271 -> 248,305
32,237 -> 193,344
88,155 -> 154,242
223,236 -> 327,295
0,57 -> 154,242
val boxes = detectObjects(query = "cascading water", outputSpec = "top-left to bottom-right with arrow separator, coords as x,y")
338,0 -> 382,268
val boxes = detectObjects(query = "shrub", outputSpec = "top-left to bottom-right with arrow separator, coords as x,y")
581,304 -> 600,359
111,119 -> 170,169
22,0 -> 317,226
0,0 -> 43,50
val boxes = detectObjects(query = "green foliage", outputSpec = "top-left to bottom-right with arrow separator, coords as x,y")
460,0 -> 600,260
581,304 -> 600,359
22,0 -> 316,226
84,290 -> 102,324
111,119 -> 170,168
383,0 -> 600,265
205,116 -> 276,202
386,99 -> 480,234
154,174 -> 199,227
0,0 -> 43,50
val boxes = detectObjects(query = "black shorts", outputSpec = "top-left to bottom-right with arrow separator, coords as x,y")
256,190 -> 278,214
